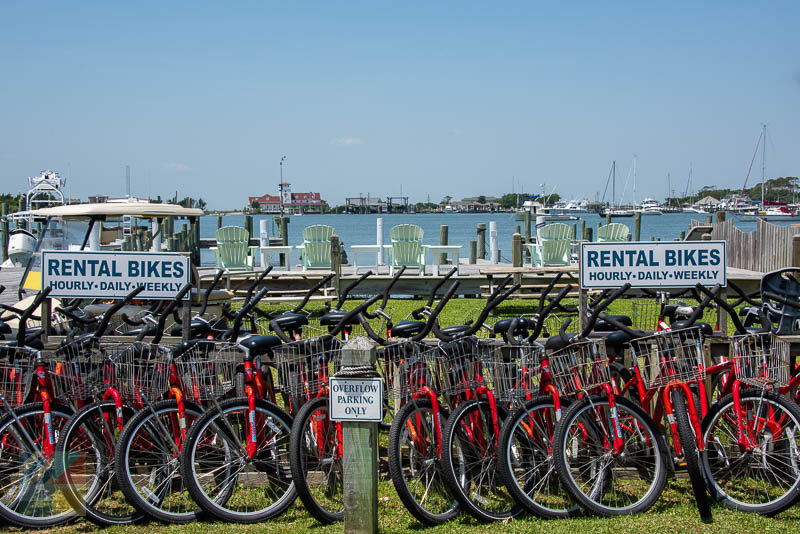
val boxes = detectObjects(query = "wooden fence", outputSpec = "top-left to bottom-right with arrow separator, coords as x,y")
690,219 -> 799,272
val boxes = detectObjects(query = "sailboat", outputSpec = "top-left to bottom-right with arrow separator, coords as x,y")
601,161 -> 634,217
736,124 -> 800,221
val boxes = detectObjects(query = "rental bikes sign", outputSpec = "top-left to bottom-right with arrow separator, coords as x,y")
42,251 -> 190,299
579,241 -> 726,289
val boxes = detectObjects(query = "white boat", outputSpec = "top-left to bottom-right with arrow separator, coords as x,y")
683,206 -> 709,214
635,197 -> 664,215
736,206 -> 800,222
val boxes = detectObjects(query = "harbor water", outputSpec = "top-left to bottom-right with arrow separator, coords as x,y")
198,212 -> 783,267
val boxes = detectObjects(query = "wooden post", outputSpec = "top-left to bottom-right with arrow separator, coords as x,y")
439,225 -> 449,265
477,223 -> 486,259
580,219 -> 586,241
512,232 -> 522,268
585,227 -> 593,242
572,223 -> 577,240
524,210 -> 531,243
280,216 -> 289,246
469,240 -> 477,264
579,288 -> 588,332
191,220 -> 201,266
216,215 -> 223,230
680,230 -> 686,241
715,211 -> 726,223
1,200 -> 8,262
244,215 -> 253,238
605,212 -> 611,225
705,215 -> 713,225
341,338 -> 379,534
791,235 -> 800,267
633,212 -> 641,241
331,234 -> 342,295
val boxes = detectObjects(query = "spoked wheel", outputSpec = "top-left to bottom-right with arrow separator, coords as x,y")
553,395 -> 668,516
289,396 -> 344,524
700,390 -> 800,515
498,396 -> 580,519
114,399 -> 204,523
181,397 -> 296,523
441,399 -> 521,522
388,398 -> 458,525
671,389 -> 712,521
0,402 -> 76,528
56,401 -> 143,526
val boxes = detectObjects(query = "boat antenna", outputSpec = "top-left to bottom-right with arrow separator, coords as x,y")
740,128 -> 763,198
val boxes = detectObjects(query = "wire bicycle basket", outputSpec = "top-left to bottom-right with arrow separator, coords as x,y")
481,343 -> 543,404
175,342 -> 241,402
0,347 -> 37,408
105,342 -> 172,402
436,337 -> 494,407
549,338 -> 610,396
387,343 -> 443,406
629,327 -> 706,389
273,336 -> 343,400
732,332 -> 791,389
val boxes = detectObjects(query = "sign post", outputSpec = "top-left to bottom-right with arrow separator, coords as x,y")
331,337 -> 380,534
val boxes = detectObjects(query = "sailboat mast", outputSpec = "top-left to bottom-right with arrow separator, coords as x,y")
761,123 -> 766,208
633,155 -> 637,205
612,161 -> 616,208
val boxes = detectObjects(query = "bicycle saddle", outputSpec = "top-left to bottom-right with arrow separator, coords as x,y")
391,320 -> 425,338
238,334 -> 282,357
56,333 -> 98,357
172,339 -> 216,359
270,312 -> 309,330
122,325 -> 159,337
669,320 -> 713,335
320,309 -> 361,327
544,333 -> 579,351
0,321 -> 11,339
169,320 -> 212,339
440,324 -> 472,337
593,314 -> 633,332
493,317 -> 535,335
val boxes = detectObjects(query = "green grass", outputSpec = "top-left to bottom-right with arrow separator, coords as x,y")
13,479 -> 800,534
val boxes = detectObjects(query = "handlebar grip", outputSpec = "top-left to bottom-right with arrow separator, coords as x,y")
229,286 -> 271,342
328,294 -> 381,337
245,266 -> 273,303
17,287 -> 52,345
152,284 -> 192,344
537,272 -> 564,315
581,283 -> 630,338
381,265 -> 406,309
336,271 -> 372,308
200,268 -> 226,316
598,312 -> 642,338
291,273 -> 335,313
424,267 -> 457,307
93,285 -> 146,339
695,284 -> 747,335
55,307 -> 98,325
529,284 -> 573,341
412,281 -> 459,342
683,283 -> 719,326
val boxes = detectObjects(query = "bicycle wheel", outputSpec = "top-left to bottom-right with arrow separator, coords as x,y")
700,390 -> 800,515
441,399 -> 521,522
671,389 -> 712,521
498,396 -> 580,519
388,398 -> 458,525
0,401 -> 76,528
553,395 -> 668,516
114,399 -> 204,523
181,397 -> 296,523
289,396 -> 343,523
56,400 -> 143,526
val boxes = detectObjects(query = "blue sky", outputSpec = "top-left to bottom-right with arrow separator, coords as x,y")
1,1 -> 798,208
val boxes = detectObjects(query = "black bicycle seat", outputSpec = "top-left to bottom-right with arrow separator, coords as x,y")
239,334 -> 282,357
270,312 -> 309,331
544,333 -> 579,352
0,322 -> 11,339
320,309 -> 360,327
669,320 -> 713,335
593,314 -> 633,332
169,320 -> 211,339
391,320 -> 425,338
122,325 -> 159,337
440,324 -> 472,337
493,318 -> 534,335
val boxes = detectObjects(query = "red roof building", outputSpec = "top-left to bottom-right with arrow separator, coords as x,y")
248,184 -> 327,213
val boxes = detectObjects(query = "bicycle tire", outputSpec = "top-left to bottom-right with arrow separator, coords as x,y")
0,401 -> 76,528
388,398 -> 458,525
441,399 -> 522,522
553,395 -> 668,516
700,389 -> 800,515
289,396 -> 343,523
114,399 -> 204,523
671,389 -> 712,521
181,396 -> 296,523
56,400 -> 143,526
498,396 -> 580,519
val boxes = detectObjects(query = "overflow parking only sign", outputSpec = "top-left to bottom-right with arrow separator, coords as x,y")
42,251 -> 190,300
580,241 -> 726,289
329,377 -> 383,422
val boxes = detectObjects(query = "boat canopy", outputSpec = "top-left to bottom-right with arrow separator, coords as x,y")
32,202 -> 204,219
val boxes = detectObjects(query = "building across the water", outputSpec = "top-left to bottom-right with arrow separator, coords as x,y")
248,183 -> 327,214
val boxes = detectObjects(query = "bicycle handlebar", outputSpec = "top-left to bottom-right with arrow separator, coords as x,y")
16,287 -> 52,345
335,271 -> 372,309
92,285 -> 146,340
433,281 -> 520,341
291,274 -> 336,313
326,294 -> 382,338
152,284 -> 192,344
363,266 -> 406,320
695,283 -> 751,335
230,286 -> 270,342
579,283 -> 631,338
529,284 -> 573,342
199,269 -> 227,317
243,267 -> 273,306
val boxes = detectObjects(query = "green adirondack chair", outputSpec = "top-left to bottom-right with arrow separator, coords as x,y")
597,223 -> 630,242
298,224 -> 335,271
526,223 -> 572,266
387,224 -> 425,275
210,226 -> 257,271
